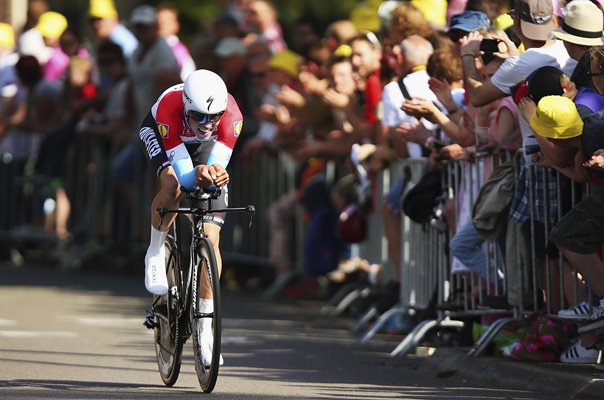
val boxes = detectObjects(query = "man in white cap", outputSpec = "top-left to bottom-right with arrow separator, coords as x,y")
552,0 -> 604,91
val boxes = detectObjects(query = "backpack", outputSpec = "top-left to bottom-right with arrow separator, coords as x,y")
401,168 -> 444,224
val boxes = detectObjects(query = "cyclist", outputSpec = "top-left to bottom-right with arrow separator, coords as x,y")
140,69 -> 243,364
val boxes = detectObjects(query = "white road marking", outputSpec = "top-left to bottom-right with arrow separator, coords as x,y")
0,319 -> 17,327
74,317 -> 144,327
0,330 -> 78,338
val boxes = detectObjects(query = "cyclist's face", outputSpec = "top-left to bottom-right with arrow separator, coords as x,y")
187,113 -> 221,138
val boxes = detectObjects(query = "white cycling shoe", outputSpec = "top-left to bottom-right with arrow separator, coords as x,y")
145,246 -> 168,295
200,329 -> 224,367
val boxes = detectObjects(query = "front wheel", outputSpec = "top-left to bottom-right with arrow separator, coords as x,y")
190,237 -> 222,393
153,236 -> 184,386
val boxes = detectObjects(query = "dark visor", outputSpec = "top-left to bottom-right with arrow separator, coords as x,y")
188,110 -> 225,124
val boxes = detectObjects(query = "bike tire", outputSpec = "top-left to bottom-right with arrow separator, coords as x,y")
153,236 -> 184,386
190,237 -> 222,393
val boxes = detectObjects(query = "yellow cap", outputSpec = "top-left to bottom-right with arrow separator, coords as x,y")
411,0 -> 447,27
350,5 -> 381,33
530,96 -> 583,140
89,0 -> 118,19
492,13 -> 514,31
36,11 -> 67,40
334,44 -> 352,57
0,23 -> 15,48
267,50 -> 300,79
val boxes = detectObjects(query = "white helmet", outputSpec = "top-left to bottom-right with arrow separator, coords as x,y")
182,69 -> 228,125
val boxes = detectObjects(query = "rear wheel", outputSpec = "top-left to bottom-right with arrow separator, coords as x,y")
191,237 -> 221,393
153,236 -> 184,386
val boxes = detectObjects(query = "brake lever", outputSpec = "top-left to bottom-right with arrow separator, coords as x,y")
247,205 -> 255,228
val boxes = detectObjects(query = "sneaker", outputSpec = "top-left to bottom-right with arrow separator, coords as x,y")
145,246 -> 168,295
557,301 -> 604,320
560,340 -> 599,363
199,328 -> 224,367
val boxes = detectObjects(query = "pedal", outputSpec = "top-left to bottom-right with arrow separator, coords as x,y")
143,309 -> 158,329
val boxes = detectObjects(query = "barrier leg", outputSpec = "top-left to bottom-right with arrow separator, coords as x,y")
467,316 -> 524,357
360,305 -> 407,344
329,287 -> 372,318
351,305 -> 379,334
262,270 -> 302,300
320,282 -> 366,316
390,317 -> 464,357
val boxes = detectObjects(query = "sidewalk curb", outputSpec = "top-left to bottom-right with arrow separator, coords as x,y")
420,347 -> 604,399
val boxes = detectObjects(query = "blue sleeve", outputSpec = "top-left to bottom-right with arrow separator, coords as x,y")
172,157 -> 197,191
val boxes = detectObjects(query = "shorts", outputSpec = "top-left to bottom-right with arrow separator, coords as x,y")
550,185 -> 604,254
383,176 -> 405,213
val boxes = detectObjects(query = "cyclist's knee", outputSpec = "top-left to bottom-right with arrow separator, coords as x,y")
205,226 -> 221,247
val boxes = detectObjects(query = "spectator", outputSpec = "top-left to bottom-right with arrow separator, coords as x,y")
157,4 -> 196,82
18,11 -> 67,66
44,26 -> 91,82
110,5 -> 180,239
243,0 -> 287,53
522,94 -> 604,363
89,0 -> 138,59
0,23 -> 19,139
323,20 -> 358,53
551,0 -> 604,91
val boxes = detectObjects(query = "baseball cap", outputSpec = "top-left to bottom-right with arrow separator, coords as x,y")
551,0 -> 604,46
267,50 -> 300,79
525,65 -> 565,102
448,10 -> 491,33
130,5 -> 156,26
513,0 -> 554,41
36,11 -> 68,40
89,0 -> 118,19
0,22 -> 15,48
530,95 -> 583,139
214,37 -> 246,58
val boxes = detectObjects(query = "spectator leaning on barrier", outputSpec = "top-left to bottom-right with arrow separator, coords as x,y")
523,94 -> 604,363
460,0 -> 577,308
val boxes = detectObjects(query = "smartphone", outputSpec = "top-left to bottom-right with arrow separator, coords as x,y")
480,39 -> 505,53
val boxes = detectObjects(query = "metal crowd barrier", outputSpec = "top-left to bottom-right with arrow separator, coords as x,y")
354,150 -> 592,358
1,133 -> 291,272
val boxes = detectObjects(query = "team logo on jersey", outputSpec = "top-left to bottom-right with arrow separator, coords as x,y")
233,120 -> 243,137
157,123 -> 169,138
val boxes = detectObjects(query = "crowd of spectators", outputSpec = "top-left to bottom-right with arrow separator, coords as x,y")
2,0 -> 604,367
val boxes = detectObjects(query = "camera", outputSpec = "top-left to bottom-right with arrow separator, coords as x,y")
480,39 -> 507,53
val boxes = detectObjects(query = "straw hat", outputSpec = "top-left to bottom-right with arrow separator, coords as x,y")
551,0 -> 604,46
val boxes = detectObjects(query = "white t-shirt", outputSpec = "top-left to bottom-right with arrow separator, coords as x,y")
381,69 -> 443,159
490,40 -> 577,164
18,28 -> 52,65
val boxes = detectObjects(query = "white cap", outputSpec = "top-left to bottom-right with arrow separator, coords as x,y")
214,37 -> 246,57
130,5 -> 156,26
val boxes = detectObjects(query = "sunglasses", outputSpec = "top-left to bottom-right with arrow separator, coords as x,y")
188,110 -> 225,124
587,70 -> 604,77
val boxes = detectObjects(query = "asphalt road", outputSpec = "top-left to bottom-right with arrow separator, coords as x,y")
0,263 -> 550,400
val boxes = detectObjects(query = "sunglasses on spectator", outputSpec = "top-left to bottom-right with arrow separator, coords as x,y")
188,110 -> 225,124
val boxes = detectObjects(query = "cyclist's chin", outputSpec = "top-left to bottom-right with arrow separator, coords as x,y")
194,129 -> 214,140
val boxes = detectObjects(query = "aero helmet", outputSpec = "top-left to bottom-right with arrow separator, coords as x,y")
182,69 -> 228,127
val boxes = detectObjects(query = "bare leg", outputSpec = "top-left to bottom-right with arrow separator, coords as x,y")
200,222 -> 222,300
558,246 -> 604,298
54,187 -> 71,239
151,168 -> 181,231
381,201 -> 401,282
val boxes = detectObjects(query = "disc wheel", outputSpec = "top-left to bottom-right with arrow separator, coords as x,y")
191,238 -> 222,393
